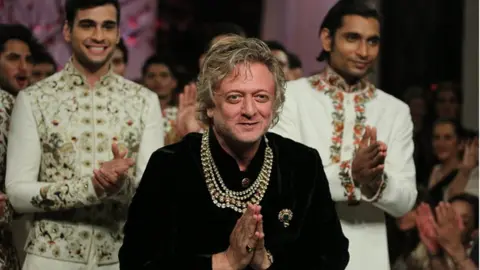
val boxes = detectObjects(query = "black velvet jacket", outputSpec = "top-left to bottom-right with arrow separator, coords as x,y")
119,131 -> 349,269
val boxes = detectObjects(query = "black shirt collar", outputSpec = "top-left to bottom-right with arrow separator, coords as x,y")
208,127 -> 266,191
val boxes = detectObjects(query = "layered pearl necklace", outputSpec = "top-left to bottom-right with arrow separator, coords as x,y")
201,130 -> 273,213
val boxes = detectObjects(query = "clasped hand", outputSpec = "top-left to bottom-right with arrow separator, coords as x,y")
225,203 -> 270,270
351,126 -> 387,186
92,143 -> 135,197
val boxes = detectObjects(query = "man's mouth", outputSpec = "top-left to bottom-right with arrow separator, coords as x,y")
86,45 -> 108,55
15,75 -> 28,87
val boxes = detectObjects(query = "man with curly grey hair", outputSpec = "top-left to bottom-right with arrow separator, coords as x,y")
120,35 -> 349,270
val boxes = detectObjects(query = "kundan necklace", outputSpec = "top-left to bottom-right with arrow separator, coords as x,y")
201,129 -> 273,213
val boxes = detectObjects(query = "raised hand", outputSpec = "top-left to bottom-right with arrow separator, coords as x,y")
434,202 -> 465,257
175,83 -> 203,137
460,137 -> 479,171
415,203 -> 439,254
225,203 -> 263,269
92,143 -> 135,197
351,126 -> 386,185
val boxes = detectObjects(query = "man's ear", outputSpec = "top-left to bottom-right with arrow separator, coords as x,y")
320,28 -> 332,54
63,21 -> 72,43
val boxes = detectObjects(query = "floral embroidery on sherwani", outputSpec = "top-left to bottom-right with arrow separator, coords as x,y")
308,66 -> 377,203
0,89 -> 20,270
19,59 -> 156,265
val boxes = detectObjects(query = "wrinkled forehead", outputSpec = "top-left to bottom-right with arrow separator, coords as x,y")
216,62 -> 275,93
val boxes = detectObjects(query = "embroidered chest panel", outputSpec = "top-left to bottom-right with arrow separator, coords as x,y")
25,73 -> 151,183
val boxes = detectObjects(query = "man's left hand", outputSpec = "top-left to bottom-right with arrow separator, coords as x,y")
250,205 -> 272,270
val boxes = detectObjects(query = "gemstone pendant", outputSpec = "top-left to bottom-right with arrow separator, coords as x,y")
241,178 -> 250,188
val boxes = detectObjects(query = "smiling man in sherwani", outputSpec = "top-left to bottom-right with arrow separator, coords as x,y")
271,1 -> 417,270
4,0 -> 163,269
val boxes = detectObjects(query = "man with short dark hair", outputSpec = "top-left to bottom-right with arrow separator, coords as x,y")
31,50 -> 57,84
287,52 -> 303,80
141,54 -> 179,145
0,24 -> 40,95
271,1 -> 417,269
111,37 -> 128,77
264,40 -> 290,80
5,0 -> 163,269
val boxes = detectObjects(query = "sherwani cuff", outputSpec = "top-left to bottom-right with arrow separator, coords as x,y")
361,173 -> 388,202
20,176 -> 102,213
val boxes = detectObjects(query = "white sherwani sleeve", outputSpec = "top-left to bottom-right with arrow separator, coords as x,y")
365,106 -> 417,217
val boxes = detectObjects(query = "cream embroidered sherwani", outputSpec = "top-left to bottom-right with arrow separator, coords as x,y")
5,61 -> 164,269
0,89 -> 20,270
271,67 -> 417,270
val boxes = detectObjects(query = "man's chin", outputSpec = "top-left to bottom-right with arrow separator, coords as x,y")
233,131 -> 265,145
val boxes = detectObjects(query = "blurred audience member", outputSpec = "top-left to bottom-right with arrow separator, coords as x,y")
412,194 -> 479,269
264,40 -> 290,79
433,82 -> 462,121
199,22 -> 246,68
404,86 -> 431,188
142,54 -> 179,145
427,119 -> 478,206
31,50 -> 57,84
112,37 -> 128,77
0,24 -> 41,95
287,52 -> 303,80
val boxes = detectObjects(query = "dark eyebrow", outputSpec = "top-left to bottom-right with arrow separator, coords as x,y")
343,32 -> 361,37
367,35 -> 381,41
77,19 -> 117,26
102,20 -> 118,27
343,32 -> 380,40
5,52 -> 21,58
77,19 -> 96,25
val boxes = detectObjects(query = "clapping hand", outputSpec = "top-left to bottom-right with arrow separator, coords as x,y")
460,138 -> 479,171
416,203 -> 439,254
92,143 -> 135,197
351,126 -> 386,185
434,202 -> 466,259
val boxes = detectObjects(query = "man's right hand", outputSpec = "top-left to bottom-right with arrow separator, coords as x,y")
351,126 -> 386,185
92,143 -> 135,197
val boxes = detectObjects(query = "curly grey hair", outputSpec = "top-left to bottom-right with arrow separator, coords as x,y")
196,35 -> 286,127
